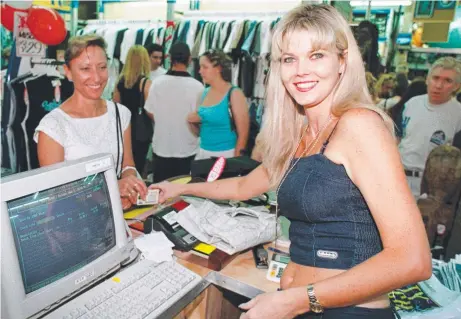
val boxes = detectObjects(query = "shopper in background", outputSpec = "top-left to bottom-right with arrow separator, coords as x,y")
144,42 -> 203,182
389,80 -> 427,139
150,4 -> 431,318
365,71 -> 380,104
399,57 -> 461,196
375,73 -> 399,111
188,49 -> 249,159
113,45 -> 152,175
34,35 -> 147,210
355,20 -> 384,78
145,43 -> 166,80
394,72 -> 409,100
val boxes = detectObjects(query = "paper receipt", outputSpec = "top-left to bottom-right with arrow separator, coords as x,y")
137,189 -> 159,206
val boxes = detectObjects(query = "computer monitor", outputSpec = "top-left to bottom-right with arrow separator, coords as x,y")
1,154 -> 134,319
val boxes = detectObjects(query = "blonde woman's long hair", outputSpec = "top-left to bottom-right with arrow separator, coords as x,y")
259,4 -> 395,188
119,45 -> 151,89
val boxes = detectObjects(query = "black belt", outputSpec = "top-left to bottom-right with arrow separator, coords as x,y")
405,169 -> 421,178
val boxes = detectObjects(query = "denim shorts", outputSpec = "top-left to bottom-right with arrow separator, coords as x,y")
295,306 -> 397,319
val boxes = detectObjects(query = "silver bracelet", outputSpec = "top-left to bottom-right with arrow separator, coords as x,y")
121,166 -> 137,175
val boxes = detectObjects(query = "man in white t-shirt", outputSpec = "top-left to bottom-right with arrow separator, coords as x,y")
399,57 -> 461,196
144,42 -> 203,182
145,43 -> 167,79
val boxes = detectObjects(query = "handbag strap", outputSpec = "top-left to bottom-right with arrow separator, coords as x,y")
227,86 -> 237,131
114,102 -> 124,179
139,77 -> 148,114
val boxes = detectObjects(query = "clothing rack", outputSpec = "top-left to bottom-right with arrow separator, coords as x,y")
181,10 -> 287,20
30,58 -> 65,66
83,19 -> 164,26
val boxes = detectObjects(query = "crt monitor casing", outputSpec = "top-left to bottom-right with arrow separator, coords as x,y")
1,154 -> 132,319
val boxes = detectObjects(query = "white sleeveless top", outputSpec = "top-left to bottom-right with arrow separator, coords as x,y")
34,100 -> 131,174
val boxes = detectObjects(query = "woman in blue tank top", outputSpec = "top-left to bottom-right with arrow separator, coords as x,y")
187,50 -> 249,159
150,4 -> 431,319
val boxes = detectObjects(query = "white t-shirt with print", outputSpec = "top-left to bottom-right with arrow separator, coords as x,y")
150,67 -> 167,80
34,100 -> 131,173
144,73 -> 203,158
399,94 -> 461,171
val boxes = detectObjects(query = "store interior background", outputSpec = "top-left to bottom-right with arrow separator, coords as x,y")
1,0 -> 461,256
68,0 -> 461,79
1,1 -> 461,317
1,0 -> 461,255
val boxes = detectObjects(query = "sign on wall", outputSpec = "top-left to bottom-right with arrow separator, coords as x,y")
14,11 -> 46,58
414,0 -> 457,22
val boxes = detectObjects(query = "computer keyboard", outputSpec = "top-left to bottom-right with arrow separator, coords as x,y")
46,259 -> 203,319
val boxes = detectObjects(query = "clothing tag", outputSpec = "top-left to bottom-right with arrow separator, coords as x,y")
317,250 -> 338,260
51,79 -> 61,87
23,87 -> 29,107
54,85 -> 61,103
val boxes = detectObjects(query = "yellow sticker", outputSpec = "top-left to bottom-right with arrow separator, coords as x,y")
123,206 -> 152,220
194,243 -> 216,255
112,277 -> 121,283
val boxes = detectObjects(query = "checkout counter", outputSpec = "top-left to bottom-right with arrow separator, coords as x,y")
124,175 -> 285,319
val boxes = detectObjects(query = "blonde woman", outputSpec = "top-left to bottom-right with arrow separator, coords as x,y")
375,73 -> 399,110
150,4 -> 431,318
113,45 -> 152,173
365,71 -> 379,104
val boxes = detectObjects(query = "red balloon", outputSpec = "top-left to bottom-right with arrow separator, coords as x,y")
1,4 -> 27,32
26,6 -> 67,46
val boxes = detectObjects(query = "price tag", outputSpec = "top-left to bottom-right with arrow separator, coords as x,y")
14,11 -> 46,58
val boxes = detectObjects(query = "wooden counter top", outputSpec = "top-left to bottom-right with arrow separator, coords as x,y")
219,248 -> 280,293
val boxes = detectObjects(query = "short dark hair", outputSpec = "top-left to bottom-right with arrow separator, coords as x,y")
201,49 -> 232,82
65,35 -> 107,66
145,43 -> 163,56
169,42 -> 190,66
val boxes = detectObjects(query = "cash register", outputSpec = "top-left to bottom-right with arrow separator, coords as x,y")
1,154 -> 204,319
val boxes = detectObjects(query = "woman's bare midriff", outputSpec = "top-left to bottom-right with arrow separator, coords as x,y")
280,261 -> 390,309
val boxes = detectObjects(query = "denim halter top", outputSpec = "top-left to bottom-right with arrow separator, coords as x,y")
278,128 -> 383,269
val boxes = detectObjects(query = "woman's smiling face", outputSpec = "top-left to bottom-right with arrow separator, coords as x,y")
280,29 -> 345,110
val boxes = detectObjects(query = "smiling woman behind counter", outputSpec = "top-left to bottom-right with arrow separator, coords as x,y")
148,4 -> 431,319
34,35 -> 147,210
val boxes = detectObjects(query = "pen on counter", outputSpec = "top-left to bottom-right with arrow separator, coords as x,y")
268,246 -> 290,256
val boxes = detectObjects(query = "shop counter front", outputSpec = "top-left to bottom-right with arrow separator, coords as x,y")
124,191 -> 281,319
173,246 -> 280,319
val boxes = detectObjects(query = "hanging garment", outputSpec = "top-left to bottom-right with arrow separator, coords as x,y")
120,28 -> 138,64
185,20 -> 198,50
1,41 -> 22,172
8,80 -> 29,172
113,28 -> 128,61
25,75 -> 74,169
105,26 -> 123,60
135,28 -> 144,45
143,26 -> 157,46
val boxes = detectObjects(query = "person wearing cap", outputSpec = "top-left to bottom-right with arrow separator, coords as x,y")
144,42 -> 204,182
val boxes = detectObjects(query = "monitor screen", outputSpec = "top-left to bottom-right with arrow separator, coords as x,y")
7,173 -> 116,294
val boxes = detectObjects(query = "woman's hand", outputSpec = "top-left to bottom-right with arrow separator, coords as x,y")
148,182 -> 184,204
187,112 -> 201,124
121,197 -> 133,210
118,175 -> 148,205
239,288 -> 309,319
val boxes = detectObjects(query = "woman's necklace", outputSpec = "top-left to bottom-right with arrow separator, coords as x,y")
274,115 -> 332,245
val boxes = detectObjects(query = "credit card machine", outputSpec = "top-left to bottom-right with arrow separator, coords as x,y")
143,201 -> 199,251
